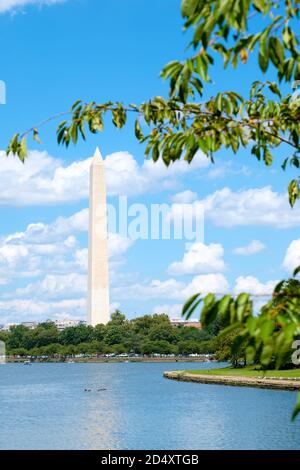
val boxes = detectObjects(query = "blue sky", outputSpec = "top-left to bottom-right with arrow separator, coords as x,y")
0,0 -> 299,324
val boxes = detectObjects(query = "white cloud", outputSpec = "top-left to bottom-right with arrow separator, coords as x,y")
0,207 -> 134,290
0,298 -> 86,324
153,304 -> 182,319
207,162 -> 251,180
0,0 -> 65,14
181,273 -> 229,298
282,239 -> 300,274
202,186 -> 300,228
234,276 -> 278,296
168,242 -> 225,275
113,273 -> 229,302
207,166 -> 226,179
164,186 -> 300,230
0,149 -> 209,206
71,234 -> 133,273
114,278 -> 184,301
171,190 -> 198,204
108,233 -> 134,258
15,273 -> 87,299
233,240 -> 266,256
0,204 -> 136,323
0,150 -> 90,206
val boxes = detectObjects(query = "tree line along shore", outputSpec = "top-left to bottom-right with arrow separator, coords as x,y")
7,355 -> 212,363
0,311 -> 223,358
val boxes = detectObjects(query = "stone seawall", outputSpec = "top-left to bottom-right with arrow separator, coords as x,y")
163,371 -> 300,391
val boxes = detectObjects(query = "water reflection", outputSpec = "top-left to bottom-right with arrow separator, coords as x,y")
0,362 -> 299,450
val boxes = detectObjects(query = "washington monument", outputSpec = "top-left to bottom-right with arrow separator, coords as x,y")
87,148 -> 110,326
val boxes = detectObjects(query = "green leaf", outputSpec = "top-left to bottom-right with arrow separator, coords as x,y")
33,129 -> 41,144
215,92 -> 223,112
70,123 -> 78,144
268,37 -> 284,70
260,320 -> 274,343
273,280 -> 285,294
218,295 -> 232,322
294,60 -> 300,81
201,293 -> 218,327
281,157 -> 289,171
253,0 -> 266,13
71,99 -> 82,111
246,345 -> 256,362
288,179 -> 300,207
182,293 -> 202,320
268,82 -> 281,98
236,293 -> 251,321
260,343 -> 273,366
181,0 -> 198,18
184,145 -> 198,163
293,266 -> 300,277
292,393 -> 300,421
263,148 -> 273,166
246,316 -> 258,336
219,322 -> 241,338
152,144 -> 160,162
258,37 -> 269,73
18,137 -> 28,163
134,120 -> 144,140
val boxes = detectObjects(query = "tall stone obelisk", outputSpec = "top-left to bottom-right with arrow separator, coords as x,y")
87,148 -> 110,326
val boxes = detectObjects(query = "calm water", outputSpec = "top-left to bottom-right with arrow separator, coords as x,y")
0,362 -> 299,450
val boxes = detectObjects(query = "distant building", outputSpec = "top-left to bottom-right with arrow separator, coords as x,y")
170,318 -> 202,329
1,323 -> 16,331
0,319 -> 87,332
21,322 -> 38,330
54,319 -> 86,331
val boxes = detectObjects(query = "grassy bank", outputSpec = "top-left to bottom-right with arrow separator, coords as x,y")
185,366 -> 300,378
163,367 -> 300,391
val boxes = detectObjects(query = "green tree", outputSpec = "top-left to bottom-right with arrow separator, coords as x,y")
132,314 -> 155,333
104,324 -> 125,345
59,324 -> 94,345
214,328 -> 247,367
38,343 -> 60,356
141,339 -> 176,355
0,331 -> 9,344
93,323 -> 106,341
109,310 -> 126,325
110,343 -> 127,354
183,270 -> 300,418
177,340 -> 200,355
7,325 -> 30,350
9,347 -> 28,357
31,323 -> 59,348
148,323 -> 178,343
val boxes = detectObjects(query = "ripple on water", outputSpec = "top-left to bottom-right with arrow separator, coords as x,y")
0,362 -> 299,450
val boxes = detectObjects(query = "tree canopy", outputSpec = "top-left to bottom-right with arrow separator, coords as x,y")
1,312 -> 214,357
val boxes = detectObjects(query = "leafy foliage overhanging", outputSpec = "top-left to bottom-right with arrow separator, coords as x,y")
7,1 -> 300,204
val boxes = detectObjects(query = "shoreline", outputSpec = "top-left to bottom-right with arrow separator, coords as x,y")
6,356 -> 214,364
163,371 -> 300,391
